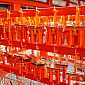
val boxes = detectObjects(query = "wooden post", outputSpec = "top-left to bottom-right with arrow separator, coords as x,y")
68,74 -> 71,85
75,7 -> 80,27
54,47 -> 56,68
22,25 -> 25,41
69,30 -> 73,47
48,0 -> 52,5
57,70 -> 60,84
53,6 -> 58,27
30,29 -> 34,43
35,7 -> 38,28
62,16 -> 66,29
49,68 -> 53,82
84,30 -> 85,48
57,29 -> 61,46
0,18 -> 3,25
78,0 -> 80,6
3,22 -> 6,39
48,29 -> 52,45
66,0 -> 70,6
62,66 -> 67,83
74,49 -> 77,73
7,10 -> 12,40
38,29 -> 42,44
79,30 -> 84,47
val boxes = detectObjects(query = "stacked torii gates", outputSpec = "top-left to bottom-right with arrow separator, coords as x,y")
0,6 -> 85,85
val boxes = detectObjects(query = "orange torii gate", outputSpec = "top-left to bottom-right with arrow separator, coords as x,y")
0,6 -> 85,85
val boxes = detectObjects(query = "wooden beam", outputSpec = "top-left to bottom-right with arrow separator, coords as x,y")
0,0 -> 53,8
